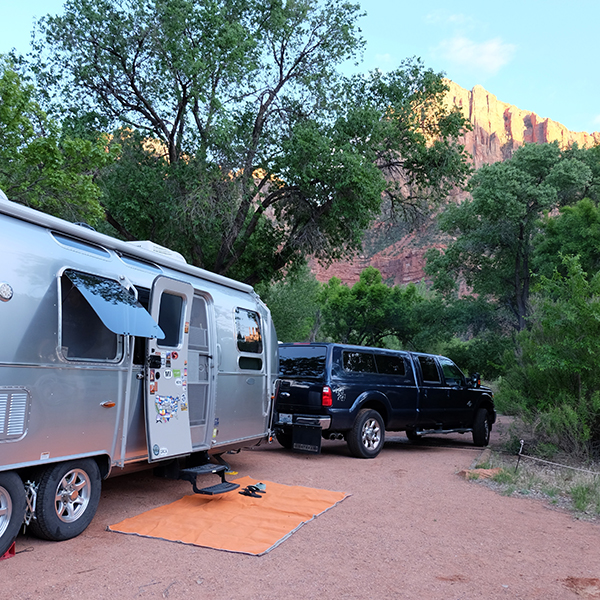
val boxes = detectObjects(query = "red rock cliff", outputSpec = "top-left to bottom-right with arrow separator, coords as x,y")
445,81 -> 600,169
312,82 -> 600,286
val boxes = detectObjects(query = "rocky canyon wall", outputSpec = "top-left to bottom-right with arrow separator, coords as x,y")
312,82 -> 600,287
445,81 -> 600,169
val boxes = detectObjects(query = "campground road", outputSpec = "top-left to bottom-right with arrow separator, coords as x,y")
2,420 -> 599,600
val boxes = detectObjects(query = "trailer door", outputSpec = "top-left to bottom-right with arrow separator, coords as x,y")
187,294 -> 214,450
145,276 -> 194,462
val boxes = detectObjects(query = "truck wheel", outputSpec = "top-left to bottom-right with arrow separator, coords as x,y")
276,429 -> 293,450
472,409 -> 490,447
347,409 -> 385,459
28,459 -> 101,542
0,472 -> 26,557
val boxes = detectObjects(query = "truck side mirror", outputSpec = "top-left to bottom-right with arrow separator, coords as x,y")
470,372 -> 481,388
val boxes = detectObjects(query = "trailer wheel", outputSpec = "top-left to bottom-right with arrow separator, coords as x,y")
29,459 -> 101,542
347,409 -> 385,459
0,472 -> 26,556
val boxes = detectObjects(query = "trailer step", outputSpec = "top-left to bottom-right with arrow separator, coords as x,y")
178,463 -> 239,495
194,481 -> 240,495
180,464 -> 227,477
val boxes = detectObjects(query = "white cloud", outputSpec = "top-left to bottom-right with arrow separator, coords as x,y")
593,115 -> 600,125
433,36 -> 516,77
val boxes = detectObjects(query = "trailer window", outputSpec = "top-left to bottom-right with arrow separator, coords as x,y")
61,276 -> 120,361
239,356 -> 263,370
53,233 -> 111,258
235,308 -> 262,354
157,293 -> 184,347
63,270 -> 163,338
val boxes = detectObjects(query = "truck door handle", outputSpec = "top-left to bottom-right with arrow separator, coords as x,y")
100,401 -> 116,408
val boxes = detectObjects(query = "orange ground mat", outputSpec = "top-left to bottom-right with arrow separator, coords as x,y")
108,476 -> 350,555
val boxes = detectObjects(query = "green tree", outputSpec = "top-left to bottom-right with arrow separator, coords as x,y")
535,197 -> 600,279
425,142 -> 594,331
498,256 -> 600,457
317,267 -> 425,347
0,55 -> 116,224
35,0 -> 470,284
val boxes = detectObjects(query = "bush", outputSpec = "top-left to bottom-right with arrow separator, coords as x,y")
495,257 -> 600,460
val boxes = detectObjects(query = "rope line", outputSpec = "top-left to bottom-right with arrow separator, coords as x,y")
517,440 -> 600,476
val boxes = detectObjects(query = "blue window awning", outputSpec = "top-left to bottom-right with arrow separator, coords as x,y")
66,270 -> 164,338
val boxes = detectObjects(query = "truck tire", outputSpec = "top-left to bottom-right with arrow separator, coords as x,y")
347,409 -> 385,459
0,472 -> 26,557
276,429 -> 293,450
28,459 -> 101,542
472,409 -> 491,447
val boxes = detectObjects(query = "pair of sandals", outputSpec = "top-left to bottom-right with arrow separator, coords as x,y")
239,482 -> 266,498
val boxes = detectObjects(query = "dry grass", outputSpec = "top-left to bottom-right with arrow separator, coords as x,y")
473,450 -> 600,519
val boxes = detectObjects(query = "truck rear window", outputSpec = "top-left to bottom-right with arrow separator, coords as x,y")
279,346 -> 327,378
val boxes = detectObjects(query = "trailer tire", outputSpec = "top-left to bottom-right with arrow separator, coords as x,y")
347,409 -> 385,459
0,472 -> 26,557
29,459 -> 101,542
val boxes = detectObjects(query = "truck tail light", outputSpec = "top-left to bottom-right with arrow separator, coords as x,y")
322,386 -> 333,407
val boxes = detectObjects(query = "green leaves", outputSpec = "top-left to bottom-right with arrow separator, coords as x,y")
317,267 -> 425,347
426,142 -> 597,331
0,56 -> 115,224
535,198 -> 600,279
29,1 -> 470,284
497,256 -> 600,456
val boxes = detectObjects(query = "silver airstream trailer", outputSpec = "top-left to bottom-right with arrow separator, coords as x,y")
0,190 -> 278,555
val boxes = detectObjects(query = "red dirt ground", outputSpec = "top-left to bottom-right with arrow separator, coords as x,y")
2,418 -> 599,600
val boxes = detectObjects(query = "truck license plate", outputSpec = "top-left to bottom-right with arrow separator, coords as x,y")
279,413 -> 293,424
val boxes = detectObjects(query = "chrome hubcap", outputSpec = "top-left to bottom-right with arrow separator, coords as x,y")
55,469 -> 91,523
361,418 -> 382,450
0,485 -> 12,537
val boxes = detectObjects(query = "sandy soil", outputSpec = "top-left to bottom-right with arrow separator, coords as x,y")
3,419 -> 600,600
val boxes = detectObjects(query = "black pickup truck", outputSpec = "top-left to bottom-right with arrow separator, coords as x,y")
274,343 -> 496,458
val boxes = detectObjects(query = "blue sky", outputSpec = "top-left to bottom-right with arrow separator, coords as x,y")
1,0 -> 598,134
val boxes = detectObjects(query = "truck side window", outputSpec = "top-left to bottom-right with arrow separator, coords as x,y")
343,351 -> 376,374
374,354 -> 406,376
418,355 -> 441,383
60,276 -> 119,361
235,308 -> 262,354
439,358 -> 465,386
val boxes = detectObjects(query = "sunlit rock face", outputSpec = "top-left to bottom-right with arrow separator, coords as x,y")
311,82 -> 600,287
445,81 -> 600,169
